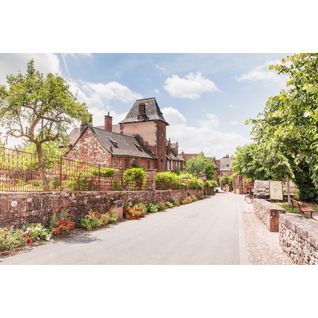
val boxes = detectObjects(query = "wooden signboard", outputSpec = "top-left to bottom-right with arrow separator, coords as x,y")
269,180 -> 283,201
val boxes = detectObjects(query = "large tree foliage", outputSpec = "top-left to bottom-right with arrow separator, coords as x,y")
249,53 -> 318,201
232,143 -> 293,181
0,60 -> 90,189
232,144 -> 268,180
186,155 -> 216,180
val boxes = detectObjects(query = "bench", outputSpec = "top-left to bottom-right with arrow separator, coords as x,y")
291,198 -> 315,218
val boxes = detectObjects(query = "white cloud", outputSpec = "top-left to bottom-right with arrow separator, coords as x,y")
154,88 -> 160,95
163,107 -> 247,157
163,72 -> 219,99
229,120 -> 238,126
236,60 -> 283,82
0,53 -> 61,84
69,80 -> 142,126
162,107 -> 187,125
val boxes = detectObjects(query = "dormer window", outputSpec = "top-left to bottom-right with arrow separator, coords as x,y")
137,103 -> 148,120
135,144 -> 143,152
109,139 -> 119,148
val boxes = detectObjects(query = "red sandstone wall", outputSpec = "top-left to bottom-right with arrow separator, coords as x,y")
0,189 -> 204,228
66,128 -> 112,166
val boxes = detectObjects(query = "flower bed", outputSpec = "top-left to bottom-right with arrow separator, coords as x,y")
79,209 -> 117,230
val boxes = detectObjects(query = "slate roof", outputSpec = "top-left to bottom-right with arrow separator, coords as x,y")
69,126 -> 154,159
120,97 -> 169,125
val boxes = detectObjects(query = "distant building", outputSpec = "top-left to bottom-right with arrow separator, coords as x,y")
216,155 -> 233,176
66,97 -> 184,172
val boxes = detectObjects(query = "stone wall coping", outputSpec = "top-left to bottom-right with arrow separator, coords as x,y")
280,214 -> 318,249
253,198 -> 285,212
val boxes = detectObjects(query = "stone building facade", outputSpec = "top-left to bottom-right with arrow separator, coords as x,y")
66,97 -> 184,172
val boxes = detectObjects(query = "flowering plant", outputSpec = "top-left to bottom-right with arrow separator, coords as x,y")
0,228 -> 28,251
50,211 -> 75,236
147,203 -> 159,213
24,223 -> 51,241
108,209 -> 117,224
79,211 -> 107,230
124,203 -> 147,220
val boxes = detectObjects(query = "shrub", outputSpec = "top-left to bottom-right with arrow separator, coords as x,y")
156,171 -> 184,189
79,209 -> 116,230
123,168 -> 146,190
191,195 -> 198,201
171,197 -> 180,206
124,203 -> 147,220
50,211 -> 75,236
92,167 -> 116,178
157,201 -> 167,211
165,201 -> 175,208
24,223 -> 51,241
79,211 -> 104,230
0,228 -> 28,251
108,209 -> 117,223
147,203 -> 159,213
181,196 -> 193,205
187,176 -> 204,190
206,180 -> 218,190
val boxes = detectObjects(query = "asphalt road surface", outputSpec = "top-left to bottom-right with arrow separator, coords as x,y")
0,193 -> 248,265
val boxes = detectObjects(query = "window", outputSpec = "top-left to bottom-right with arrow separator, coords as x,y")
139,103 -> 146,115
147,160 -> 151,170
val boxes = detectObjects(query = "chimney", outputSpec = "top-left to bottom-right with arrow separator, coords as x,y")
104,112 -> 113,132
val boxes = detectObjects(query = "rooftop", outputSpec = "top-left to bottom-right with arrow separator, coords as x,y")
120,97 -> 169,125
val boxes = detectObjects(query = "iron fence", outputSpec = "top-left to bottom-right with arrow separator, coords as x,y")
0,147 -> 158,192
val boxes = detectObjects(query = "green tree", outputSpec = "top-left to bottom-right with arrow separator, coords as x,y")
249,53 -> 318,201
0,60 -> 90,189
186,155 -> 216,180
232,144 -> 268,180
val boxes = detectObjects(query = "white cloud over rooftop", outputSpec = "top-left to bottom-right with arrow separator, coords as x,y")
163,72 -> 219,99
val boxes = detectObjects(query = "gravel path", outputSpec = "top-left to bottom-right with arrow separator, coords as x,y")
238,195 -> 293,265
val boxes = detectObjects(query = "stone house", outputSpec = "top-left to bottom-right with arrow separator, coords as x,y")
66,97 -> 184,172
216,155 -> 233,176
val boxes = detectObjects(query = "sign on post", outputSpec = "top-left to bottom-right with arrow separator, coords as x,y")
269,180 -> 283,201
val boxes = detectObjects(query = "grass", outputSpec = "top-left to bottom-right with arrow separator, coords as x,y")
279,202 -> 318,214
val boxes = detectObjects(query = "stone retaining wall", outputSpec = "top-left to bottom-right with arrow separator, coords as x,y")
0,189 -> 203,228
253,199 -> 285,232
279,214 -> 318,265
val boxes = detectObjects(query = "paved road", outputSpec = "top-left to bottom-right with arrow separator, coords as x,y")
0,193 -> 248,265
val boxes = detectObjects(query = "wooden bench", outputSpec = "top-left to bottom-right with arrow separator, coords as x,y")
291,198 -> 315,218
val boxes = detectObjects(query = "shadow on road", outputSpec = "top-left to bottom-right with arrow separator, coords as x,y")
62,233 -> 100,244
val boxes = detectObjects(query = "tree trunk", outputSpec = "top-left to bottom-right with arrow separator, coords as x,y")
287,176 -> 291,206
36,143 -> 49,191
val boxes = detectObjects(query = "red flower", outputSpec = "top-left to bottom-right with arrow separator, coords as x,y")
26,238 -> 33,245
58,220 -> 66,226
53,228 -> 62,235
23,231 -> 30,238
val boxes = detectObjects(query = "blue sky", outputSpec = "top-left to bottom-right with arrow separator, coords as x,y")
0,53 -> 288,157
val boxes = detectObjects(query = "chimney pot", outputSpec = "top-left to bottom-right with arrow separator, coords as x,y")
104,113 -> 113,132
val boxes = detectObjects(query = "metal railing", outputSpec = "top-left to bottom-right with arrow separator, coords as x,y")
0,147 -> 158,192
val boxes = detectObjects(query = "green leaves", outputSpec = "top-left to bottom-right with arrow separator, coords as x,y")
247,53 -> 318,201
186,154 -> 216,180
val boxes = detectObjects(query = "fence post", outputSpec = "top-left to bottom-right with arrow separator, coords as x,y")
59,157 -> 63,191
98,164 -> 101,191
